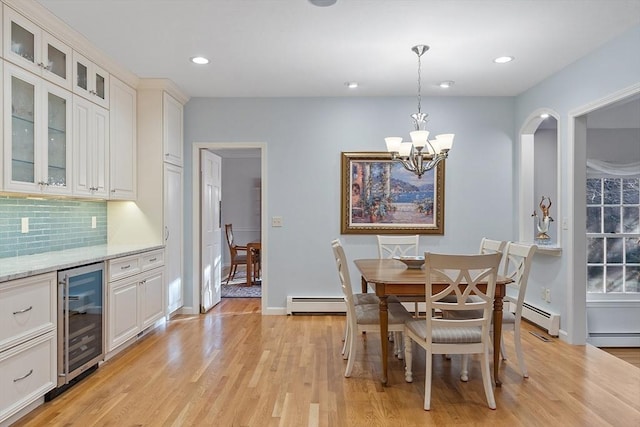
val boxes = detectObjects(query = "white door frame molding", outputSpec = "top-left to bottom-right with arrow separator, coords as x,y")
567,82 -> 640,345
190,142 -> 267,314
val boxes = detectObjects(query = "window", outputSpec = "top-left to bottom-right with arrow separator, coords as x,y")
587,177 -> 640,294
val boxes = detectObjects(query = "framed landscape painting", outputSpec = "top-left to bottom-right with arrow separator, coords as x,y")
340,152 -> 445,235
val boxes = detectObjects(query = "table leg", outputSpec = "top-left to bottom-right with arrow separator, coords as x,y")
246,250 -> 253,287
378,294 -> 389,385
361,276 -> 368,294
493,296 -> 503,387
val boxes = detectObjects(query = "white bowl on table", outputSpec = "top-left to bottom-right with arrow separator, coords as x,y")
393,255 -> 425,269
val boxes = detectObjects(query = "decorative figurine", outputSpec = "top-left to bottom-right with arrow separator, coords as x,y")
532,196 -> 554,241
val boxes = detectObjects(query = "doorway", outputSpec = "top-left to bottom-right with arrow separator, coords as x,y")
191,143 -> 266,314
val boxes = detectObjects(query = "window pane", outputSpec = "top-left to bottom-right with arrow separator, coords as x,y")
626,266 -> 640,293
586,207 -> 601,233
626,238 -> 640,263
586,178 -> 601,205
587,266 -> 604,293
623,207 -> 640,233
605,266 -> 624,292
623,178 -> 639,204
588,237 -> 604,263
606,238 -> 623,263
603,178 -> 621,204
603,207 -> 620,233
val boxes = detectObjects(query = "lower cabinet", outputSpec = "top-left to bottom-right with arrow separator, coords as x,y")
107,249 -> 165,353
0,273 -> 56,424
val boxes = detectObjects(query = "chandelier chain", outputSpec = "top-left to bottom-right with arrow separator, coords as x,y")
416,52 -> 422,114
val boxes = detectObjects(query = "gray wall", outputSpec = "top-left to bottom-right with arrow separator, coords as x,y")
184,96 -> 515,310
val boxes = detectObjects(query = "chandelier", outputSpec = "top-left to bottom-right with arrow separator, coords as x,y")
385,45 -> 454,178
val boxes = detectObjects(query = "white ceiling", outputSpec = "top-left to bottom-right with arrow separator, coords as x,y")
35,0 -> 640,99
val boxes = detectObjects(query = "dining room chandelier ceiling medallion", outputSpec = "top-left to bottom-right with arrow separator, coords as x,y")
385,44 -> 454,178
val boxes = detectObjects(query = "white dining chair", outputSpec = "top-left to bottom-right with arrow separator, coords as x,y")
404,252 -> 501,410
377,235 -> 422,316
331,239 -> 412,377
448,242 -> 537,379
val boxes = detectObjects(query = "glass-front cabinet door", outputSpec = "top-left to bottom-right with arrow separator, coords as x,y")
3,63 -> 72,194
3,5 -> 73,90
73,52 -> 109,109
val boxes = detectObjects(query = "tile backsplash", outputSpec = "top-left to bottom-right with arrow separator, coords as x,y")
0,196 -> 107,258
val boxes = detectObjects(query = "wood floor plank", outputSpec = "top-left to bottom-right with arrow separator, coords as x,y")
11,298 -> 640,427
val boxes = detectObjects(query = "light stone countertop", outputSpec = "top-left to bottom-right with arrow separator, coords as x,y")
0,244 -> 165,283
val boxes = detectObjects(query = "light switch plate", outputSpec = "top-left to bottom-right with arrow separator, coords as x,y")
272,216 -> 283,227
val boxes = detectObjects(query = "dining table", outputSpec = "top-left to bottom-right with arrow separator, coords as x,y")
246,241 -> 261,286
353,258 -> 510,387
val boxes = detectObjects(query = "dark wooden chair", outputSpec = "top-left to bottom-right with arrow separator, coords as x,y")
224,224 -> 259,285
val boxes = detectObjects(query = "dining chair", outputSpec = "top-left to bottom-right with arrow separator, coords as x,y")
224,224 -> 259,284
331,239 -> 412,377
404,252 -> 500,410
377,235 -> 422,316
448,242 -> 537,379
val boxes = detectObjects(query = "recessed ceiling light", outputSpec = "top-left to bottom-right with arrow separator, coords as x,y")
308,0 -> 337,6
345,81 -> 358,89
540,113 -> 550,119
493,56 -> 514,64
439,81 -> 454,89
191,56 -> 209,65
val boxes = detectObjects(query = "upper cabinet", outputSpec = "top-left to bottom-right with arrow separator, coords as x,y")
3,62 -> 73,195
73,51 -> 109,109
163,92 -> 183,167
73,94 -> 109,198
3,5 -> 73,90
109,77 -> 137,200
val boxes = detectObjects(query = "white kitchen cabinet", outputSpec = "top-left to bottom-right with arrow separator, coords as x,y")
164,163 -> 183,314
3,62 -> 72,195
0,272 -> 57,425
3,5 -> 73,90
133,81 -> 188,317
72,51 -> 109,108
109,77 -> 137,200
163,92 -> 183,167
73,94 -> 109,198
107,249 -> 165,352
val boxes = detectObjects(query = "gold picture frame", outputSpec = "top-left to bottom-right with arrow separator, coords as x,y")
340,152 -> 445,235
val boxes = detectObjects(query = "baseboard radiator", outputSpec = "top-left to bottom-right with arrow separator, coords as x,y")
516,301 -> 560,336
286,296 -> 346,315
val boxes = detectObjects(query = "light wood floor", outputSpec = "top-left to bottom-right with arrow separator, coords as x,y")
14,299 -> 640,427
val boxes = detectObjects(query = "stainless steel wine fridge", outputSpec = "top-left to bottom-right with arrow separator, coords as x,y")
46,262 -> 105,400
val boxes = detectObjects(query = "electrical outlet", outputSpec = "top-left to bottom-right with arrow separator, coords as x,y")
21,217 -> 29,233
91,216 -> 97,229
544,288 -> 551,303
272,216 -> 283,227
541,287 -> 546,300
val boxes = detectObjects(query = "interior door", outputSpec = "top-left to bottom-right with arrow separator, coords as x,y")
200,150 -> 222,312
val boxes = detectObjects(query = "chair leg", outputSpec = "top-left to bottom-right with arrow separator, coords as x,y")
460,354 -> 469,382
480,348 -> 497,409
500,334 -> 507,360
393,332 -> 404,360
424,351 -> 433,411
344,326 -> 357,377
404,336 -> 413,383
514,320 -> 528,378
341,320 -> 350,357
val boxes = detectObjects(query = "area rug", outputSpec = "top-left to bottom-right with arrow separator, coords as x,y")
221,269 -> 261,298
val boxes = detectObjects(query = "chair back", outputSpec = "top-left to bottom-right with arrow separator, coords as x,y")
377,235 -> 419,258
424,252 -> 501,348
331,239 -> 357,317
479,238 -> 506,255
225,224 -> 238,257
502,242 -> 537,313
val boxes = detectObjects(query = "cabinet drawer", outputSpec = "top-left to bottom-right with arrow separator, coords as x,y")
0,273 -> 56,352
141,249 -> 164,272
107,255 -> 141,282
0,331 -> 56,423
